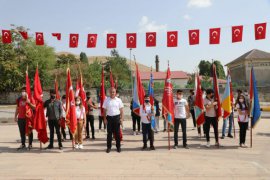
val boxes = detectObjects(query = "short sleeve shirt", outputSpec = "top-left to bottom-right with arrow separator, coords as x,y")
16,97 -> 26,119
76,106 -> 85,119
236,103 -> 249,122
204,98 -> 216,117
140,104 -> 152,124
102,97 -> 124,116
174,98 -> 188,119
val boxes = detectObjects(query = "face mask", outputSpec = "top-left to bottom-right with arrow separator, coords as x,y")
22,92 -> 27,97
51,95 -> 56,100
239,99 -> 244,103
145,100 -> 150,103
210,95 -> 214,99
87,96 -> 90,99
76,101 -> 81,105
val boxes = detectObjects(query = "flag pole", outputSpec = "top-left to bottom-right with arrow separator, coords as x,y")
129,48 -> 133,96
250,119 -> 253,148
167,116 -> 171,150
36,63 -> 43,150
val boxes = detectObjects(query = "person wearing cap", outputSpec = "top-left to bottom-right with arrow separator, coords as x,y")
103,87 -> 124,153
44,89 -> 63,150
14,87 -> 36,150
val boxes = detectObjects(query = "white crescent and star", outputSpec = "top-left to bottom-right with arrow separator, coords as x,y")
109,36 -> 115,44
148,34 -> 155,42
37,33 -> 43,41
128,35 -> 135,43
191,32 -> 197,40
89,36 -> 95,43
169,34 -> 176,42
211,31 -> 218,39
72,36 -> 77,43
234,29 -> 241,37
257,26 -> 264,34
3,32 -> 9,39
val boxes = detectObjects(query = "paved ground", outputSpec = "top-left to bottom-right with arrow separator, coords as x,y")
0,116 -> 270,179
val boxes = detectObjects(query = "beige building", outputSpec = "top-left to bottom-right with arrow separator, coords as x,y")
226,49 -> 270,86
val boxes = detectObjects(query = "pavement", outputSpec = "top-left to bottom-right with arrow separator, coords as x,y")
0,116 -> 270,179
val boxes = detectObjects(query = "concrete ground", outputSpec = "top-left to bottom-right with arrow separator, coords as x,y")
0,116 -> 270,179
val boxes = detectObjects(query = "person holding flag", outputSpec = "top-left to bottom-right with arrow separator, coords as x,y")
14,87 -> 36,150
204,89 -> 219,148
173,89 -> 190,149
74,96 -> 86,149
140,94 -> 155,150
85,91 -> 97,140
236,94 -> 249,148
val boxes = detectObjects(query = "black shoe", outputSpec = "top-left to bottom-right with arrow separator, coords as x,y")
106,148 -> 111,153
221,136 -> 225,139
227,134 -> 233,138
117,148 -> 121,153
163,129 -> 166,132
46,145 -> 54,149
173,145 -> 178,149
92,136 -> 96,140
17,145 -> 26,151
183,145 -> 189,149
28,145 -> 32,150
59,146 -> 63,150
150,146 -> 155,150
141,145 -> 147,151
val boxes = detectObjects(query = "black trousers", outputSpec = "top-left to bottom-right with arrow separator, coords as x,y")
132,115 -> 141,132
61,127 -> 73,140
99,116 -> 106,130
174,118 -> 187,146
107,115 -> 121,149
142,123 -> 154,147
86,115 -> 95,138
18,119 -> 33,146
205,116 -> 219,143
190,109 -> 196,127
48,119 -> 62,147
238,122 -> 248,144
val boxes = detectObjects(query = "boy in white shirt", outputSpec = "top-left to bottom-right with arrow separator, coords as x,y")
173,90 -> 190,149
140,95 -> 155,150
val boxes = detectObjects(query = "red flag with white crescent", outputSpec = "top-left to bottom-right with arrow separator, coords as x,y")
209,28 -> 221,44
35,32 -> 44,45
255,22 -> 267,40
167,31 -> 178,47
69,34 -> 79,48
2,30 -> 12,44
146,32 -> 156,47
189,29 -> 200,45
126,33 -> 137,48
87,34 -> 97,48
65,68 -> 77,134
232,25 -> 243,43
107,34 -> 117,48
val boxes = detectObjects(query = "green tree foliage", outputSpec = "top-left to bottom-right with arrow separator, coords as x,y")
0,25 -> 56,92
79,52 -> 88,63
198,60 -> 225,79
104,49 -> 132,90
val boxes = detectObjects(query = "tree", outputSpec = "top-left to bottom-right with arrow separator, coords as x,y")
104,49 -> 132,89
0,25 -> 56,92
198,60 -> 225,79
80,52 -> 88,63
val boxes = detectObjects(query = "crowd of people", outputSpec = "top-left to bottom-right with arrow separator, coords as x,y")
14,87 -> 251,153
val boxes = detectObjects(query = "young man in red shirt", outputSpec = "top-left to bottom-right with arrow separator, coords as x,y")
14,87 -> 36,150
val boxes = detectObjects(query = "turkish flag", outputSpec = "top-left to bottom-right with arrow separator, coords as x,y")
110,68 -> 115,88
35,32 -> 44,45
232,25 -> 243,43
87,34 -> 97,48
25,69 -> 35,136
33,67 -> 48,144
52,33 -> 61,40
100,66 -> 106,116
255,22 -> 267,40
54,77 -> 60,100
212,64 -> 222,119
65,68 -> 77,134
189,29 -> 199,45
126,33 -> 137,48
69,34 -> 79,48
19,31 -> 28,40
167,31 -> 178,47
146,32 -> 156,47
107,34 -> 117,48
209,28 -> 221,44
2,30 -> 12,44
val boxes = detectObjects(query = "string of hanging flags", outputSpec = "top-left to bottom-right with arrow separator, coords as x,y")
0,22 -> 267,48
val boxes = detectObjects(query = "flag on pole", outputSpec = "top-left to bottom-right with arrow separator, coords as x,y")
54,76 -> 60,100
25,67 -> 34,136
33,66 -> 48,144
147,69 -> 156,130
65,68 -> 77,134
100,66 -> 106,116
162,65 -> 174,125
195,73 -> 205,127
250,66 -> 261,128
212,64 -> 222,119
77,74 -> 87,109
221,74 -> 232,119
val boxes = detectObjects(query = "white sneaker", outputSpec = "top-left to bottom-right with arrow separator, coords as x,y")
206,142 -> 210,148
75,144 -> 79,149
133,131 -> 136,136
137,131 -> 141,135
79,144 -> 84,149
98,129 -> 101,133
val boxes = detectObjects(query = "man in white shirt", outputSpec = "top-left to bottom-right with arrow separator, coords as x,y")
174,90 -> 190,149
103,88 -> 124,153
140,94 -> 155,150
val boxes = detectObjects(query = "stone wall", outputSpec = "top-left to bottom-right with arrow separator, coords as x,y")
1,86 -> 269,104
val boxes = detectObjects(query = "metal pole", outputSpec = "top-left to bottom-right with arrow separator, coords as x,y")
129,48 -> 133,96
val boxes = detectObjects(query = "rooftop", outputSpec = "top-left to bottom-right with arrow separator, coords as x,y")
140,71 -> 189,80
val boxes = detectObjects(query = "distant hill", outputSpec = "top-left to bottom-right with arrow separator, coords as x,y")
56,51 -> 154,72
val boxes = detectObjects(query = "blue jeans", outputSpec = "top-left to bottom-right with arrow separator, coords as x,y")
222,112 -> 233,136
